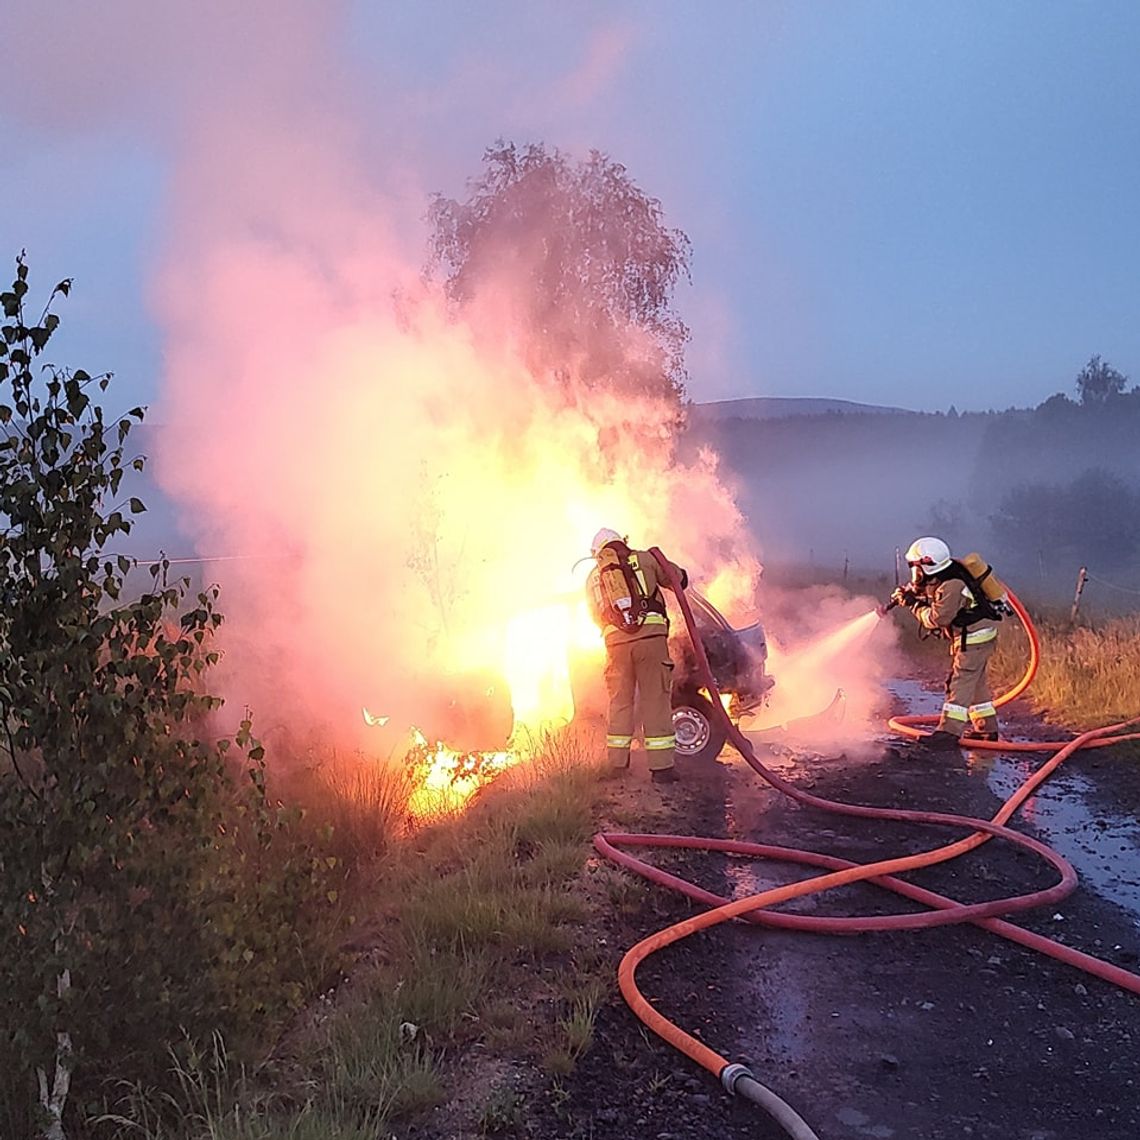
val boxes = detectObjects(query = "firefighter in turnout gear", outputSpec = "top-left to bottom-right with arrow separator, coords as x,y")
893,536 -> 1002,750
586,529 -> 688,783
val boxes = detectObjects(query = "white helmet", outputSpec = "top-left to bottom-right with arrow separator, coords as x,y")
591,527 -> 623,557
906,536 -> 952,577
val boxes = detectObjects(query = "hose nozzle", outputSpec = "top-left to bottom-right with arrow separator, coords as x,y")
878,584 -> 915,617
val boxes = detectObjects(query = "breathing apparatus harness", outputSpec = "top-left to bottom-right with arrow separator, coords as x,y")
891,558 -> 1011,650
592,540 -> 668,633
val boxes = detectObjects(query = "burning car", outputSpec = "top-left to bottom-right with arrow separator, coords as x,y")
364,585 -> 773,788
669,589 -> 774,763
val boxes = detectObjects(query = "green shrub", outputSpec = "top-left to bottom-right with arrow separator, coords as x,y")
0,260 -> 342,1138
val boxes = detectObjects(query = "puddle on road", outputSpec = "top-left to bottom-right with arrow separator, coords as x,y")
872,678 -> 942,743
886,675 -> 1140,924
983,755 -> 1140,923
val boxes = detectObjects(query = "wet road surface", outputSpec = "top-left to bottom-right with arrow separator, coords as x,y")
504,676 -> 1140,1140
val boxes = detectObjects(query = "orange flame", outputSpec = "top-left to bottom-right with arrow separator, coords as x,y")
404,728 -> 518,817
501,596 -> 602,735
388,595 -> 605,817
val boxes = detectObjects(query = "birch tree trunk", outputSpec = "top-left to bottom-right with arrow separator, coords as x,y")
36,968 -> 72,1140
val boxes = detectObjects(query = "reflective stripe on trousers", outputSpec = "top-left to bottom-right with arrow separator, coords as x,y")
938,636 -> 999,738
604,634 -> 676,771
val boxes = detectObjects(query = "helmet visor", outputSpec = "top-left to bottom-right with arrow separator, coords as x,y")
908,557 -> 933,585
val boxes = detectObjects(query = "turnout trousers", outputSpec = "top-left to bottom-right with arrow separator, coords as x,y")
603,633 -> 677,772
939,639 -> 1000,738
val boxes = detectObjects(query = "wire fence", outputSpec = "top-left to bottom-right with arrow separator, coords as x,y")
109,549 -> 1140,624
1084,570 -> 1140,597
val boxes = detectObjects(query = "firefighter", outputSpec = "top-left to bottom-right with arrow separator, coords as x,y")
586,528 -> 688,783
892,536 -> 1000,750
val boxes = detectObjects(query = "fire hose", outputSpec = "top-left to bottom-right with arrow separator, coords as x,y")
592,548 -> 1140,1140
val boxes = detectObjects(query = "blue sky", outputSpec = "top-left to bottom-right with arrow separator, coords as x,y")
2,0 -> 1138,414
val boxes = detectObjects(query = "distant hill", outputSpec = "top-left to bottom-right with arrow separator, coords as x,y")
692,396 -> 911,422
683,390 -> 1140,601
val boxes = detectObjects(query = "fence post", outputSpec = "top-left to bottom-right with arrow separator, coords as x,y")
1070,566 -> 1088,624
843,552 -> 849,582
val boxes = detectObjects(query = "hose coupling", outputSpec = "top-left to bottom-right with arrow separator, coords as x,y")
720,1062 -> 755,1095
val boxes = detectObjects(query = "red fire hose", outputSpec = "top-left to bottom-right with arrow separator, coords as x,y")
593,549 -> 1140,1138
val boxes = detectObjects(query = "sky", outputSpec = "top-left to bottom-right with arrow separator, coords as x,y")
2,0 -> 1139,415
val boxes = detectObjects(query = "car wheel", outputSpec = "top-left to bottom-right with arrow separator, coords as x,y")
671,690 -> 728,763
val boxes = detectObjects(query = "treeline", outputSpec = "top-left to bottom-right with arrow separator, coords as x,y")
977,390 -> 1140,573
687,357 -> 1140,596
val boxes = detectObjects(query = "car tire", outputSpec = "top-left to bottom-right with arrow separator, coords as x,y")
671,690 -> 728,763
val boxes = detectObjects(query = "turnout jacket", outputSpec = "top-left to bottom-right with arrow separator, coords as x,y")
915,577 -> 998,647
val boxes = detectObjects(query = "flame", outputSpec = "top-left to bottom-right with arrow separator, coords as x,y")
702,561 -> 761,625
501,596 -> 603,735
404,728 -> 518,817
502,602 -> 573,733
377,596 -> 605,818
699,687 -> 735,713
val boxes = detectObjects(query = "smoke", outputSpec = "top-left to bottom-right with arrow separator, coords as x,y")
2,2 -> 911,760
749,584 -> 906,753
116,3 -> 760,750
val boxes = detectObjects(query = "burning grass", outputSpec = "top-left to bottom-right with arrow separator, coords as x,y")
298,737 -> 608,1130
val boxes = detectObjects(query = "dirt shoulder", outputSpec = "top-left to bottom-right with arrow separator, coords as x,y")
514,684 -> 1140,1140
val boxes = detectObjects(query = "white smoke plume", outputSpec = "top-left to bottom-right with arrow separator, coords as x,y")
126,3 -> 760,750
3,1 -> 904,760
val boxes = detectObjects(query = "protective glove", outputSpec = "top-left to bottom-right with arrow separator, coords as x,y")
890,586 -> 916,609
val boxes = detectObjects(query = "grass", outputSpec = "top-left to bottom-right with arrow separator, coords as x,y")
477,1085 -> 524,1135
295,752 -> 418,866
100,722 -> 611,1140
548,992 -> 602,1070
321,1012 -> 445,1118
991,612 -> 1140,729
101,1034 -> 387,1140
308,746 -> 604,1123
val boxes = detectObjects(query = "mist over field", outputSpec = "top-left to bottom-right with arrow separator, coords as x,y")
688,391 -> 1140,605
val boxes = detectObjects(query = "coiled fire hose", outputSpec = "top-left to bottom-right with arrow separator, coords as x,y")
593,549 -> 1140,1140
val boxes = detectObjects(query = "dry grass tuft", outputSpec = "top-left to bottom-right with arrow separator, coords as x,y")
992,612 -> 1140,729
317,756 -> 417,857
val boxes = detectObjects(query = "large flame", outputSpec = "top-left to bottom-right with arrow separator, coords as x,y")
366,592 -> 608,815
501,596 -> 604,734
